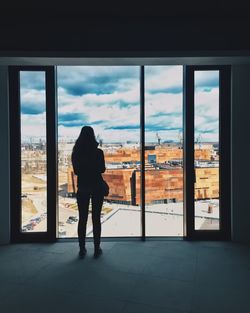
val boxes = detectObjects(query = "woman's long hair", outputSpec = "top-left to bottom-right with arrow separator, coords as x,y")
73,126 -> 98,155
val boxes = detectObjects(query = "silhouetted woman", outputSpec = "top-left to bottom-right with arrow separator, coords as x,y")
71,126 -> 105,258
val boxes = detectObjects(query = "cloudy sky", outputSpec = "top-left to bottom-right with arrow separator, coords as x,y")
20,66 -> 219,143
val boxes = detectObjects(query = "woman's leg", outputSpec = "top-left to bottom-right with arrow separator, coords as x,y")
91,191 -> 104,249
77,190 -> 90,249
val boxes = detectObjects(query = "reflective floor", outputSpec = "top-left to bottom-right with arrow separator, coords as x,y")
0,240 -> 250,313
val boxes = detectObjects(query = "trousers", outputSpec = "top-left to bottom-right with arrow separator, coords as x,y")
76,189 -> 104,248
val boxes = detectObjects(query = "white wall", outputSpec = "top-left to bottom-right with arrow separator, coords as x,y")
231,65 -> 250,242
0,66 -> 10,244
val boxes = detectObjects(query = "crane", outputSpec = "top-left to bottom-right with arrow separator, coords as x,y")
178,131 -> 183,147
156,132 -> 161,145
96,134 -> 103,147
196,133 -> 202,149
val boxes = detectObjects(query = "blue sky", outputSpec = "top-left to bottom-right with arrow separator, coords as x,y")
20,66 -> 219,143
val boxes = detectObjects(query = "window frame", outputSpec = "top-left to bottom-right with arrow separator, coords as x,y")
9,64 -> 231,242
9,66 -> 57,243
183,65 -> 231,240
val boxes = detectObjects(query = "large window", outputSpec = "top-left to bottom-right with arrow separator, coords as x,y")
9,64 -> 231,242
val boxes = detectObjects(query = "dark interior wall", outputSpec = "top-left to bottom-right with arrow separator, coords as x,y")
0,66 -> 10,244
0,2 -> 250,54
1,1 -> 250,18
0,18 -> 249,54
232,65 -> 250,242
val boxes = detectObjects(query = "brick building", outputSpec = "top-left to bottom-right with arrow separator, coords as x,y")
67,146 -> 218,204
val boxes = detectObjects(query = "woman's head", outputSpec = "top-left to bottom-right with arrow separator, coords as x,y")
74,126 -> 98,152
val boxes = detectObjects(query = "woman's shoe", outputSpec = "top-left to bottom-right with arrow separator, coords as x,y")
79,247 -> 87,259
94,247 -> 102,258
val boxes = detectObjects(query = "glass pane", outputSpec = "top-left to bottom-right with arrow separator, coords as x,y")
20,72 -> 47,232
194,71 -> 220,230
57,66 -> 140,238
145,66 -> 183,236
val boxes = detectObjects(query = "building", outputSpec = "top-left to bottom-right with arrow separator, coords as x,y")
67,146 -> 218,203
104,145 -> 212,164
67,166 -> 219,204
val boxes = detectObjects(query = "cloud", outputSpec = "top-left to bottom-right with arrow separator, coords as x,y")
21,113 -> 46,141
105,124 -> 140,130
57,66 -> 139,96
20,89 -> 46,115
147,86 -> 183,94
195,71 -> 219,90
150,112 -> 182,118
194,86 -> 219,141
58,86 -> 139,108
57,66 -> 184,142
21,106 -> 44,115
58,112 -> 89,127
20,72 -> 45,90
145,66 -> 183,94
59,113 -> 85,122
20,66 -> 220,143
57,83 -> 140,133
195,129 -> 216,134
145,125 -> 182,132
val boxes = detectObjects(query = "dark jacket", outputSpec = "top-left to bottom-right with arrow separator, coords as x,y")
71,147 -> 106,191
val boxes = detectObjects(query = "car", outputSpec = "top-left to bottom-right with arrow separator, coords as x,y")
66,218 -> 75,224
31,217 -> 41,223
68,216 -> 78,222
24,223 -> 34,230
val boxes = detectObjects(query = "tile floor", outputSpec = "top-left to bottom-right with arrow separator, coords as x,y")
0,240 -> 250,313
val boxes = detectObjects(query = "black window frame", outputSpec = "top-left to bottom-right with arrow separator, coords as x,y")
183,65 -> 231,240
9,64 -> 231,242
9,66 -> 57,243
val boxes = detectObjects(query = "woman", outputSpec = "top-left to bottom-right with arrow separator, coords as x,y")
71,126 -> 106,258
